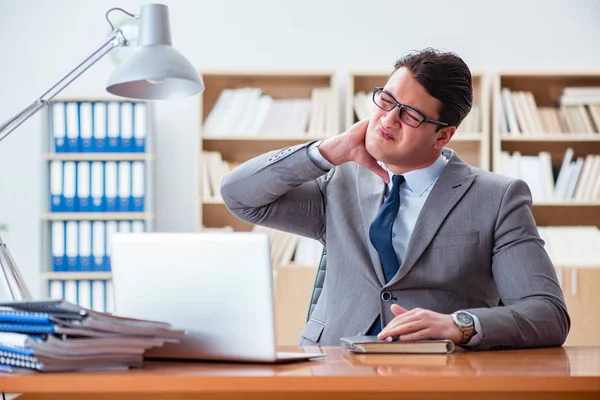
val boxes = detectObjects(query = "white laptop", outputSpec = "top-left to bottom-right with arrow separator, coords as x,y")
110,231 -> 324,363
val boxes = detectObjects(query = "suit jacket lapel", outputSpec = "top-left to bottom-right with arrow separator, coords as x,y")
357,166 -> 387,286
387,151 -> 476,286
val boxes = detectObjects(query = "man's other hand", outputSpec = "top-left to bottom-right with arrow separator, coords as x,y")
377,304 -> 463,344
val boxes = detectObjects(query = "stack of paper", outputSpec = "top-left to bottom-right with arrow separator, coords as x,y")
0,300 -> 184,372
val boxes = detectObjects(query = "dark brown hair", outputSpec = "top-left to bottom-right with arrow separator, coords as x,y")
391,48 -> 473,129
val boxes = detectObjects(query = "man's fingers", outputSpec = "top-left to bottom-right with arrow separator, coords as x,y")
390,304 -> 408,316
378,319 -> 428,340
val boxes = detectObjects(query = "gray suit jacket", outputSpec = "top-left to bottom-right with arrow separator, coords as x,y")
220,143 -> 570,350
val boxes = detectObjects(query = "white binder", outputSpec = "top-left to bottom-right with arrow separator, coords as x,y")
104,161 -> 118,212
64,280 -> 78,305
78,220 -> 92,271
48,280 -> 64,300
62,161 -> 77,212
120,102 -> 134,152
65,221 -> 79,272
118,221 -> 131,233
118,161 -> 132,212
65,102 -> 79,152
90,161 -> 104,212
51,221 -> 65,272
106,280 -> 115,313
92,221 -> 106,272
50,160 -> 63,212
107,102 -> 121,152
91,280 -> 106,312
132,221 -> 145,233
51,102 -> 66,152
105,221 -> 118,270
93,102 -> 107,152
79,102 -> 93,152
77,280 -> 92,309
131,161 -> 145,212
133,102 -> 147,152
77,161 -> 91,212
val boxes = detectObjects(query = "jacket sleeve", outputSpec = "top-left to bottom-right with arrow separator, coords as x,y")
220,142 -> 332,241
465,179 -> 570,350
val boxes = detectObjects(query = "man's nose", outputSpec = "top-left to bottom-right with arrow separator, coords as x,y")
382,108 -> 399,126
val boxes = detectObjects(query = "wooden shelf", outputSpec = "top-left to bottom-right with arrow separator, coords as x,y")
199,71 -> 339,229
500,134 -> 600,142
533,203 -> 600,226
44,153 -> 152,161
42,272 -> 112,280
533,201 -> 600,206
43,213 -> 153,221
202,135 -> 329,141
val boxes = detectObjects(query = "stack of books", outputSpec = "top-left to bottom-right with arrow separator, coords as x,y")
0,299 -> 184,372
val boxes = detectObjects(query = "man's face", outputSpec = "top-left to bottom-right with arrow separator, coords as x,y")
365,67 -> 451,172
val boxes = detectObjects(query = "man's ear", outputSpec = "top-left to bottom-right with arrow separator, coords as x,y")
433,126 -> 456,149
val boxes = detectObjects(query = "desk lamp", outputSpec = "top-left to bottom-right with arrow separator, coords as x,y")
0,4 -> 204,301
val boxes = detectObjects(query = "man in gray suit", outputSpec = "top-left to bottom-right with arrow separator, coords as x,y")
220,48 -> 570,350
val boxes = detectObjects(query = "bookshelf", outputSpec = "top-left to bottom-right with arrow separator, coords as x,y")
492,72 -> 600,346
41,98 -> 154,314
198,71 -> 338,344
346,71 -> 490,170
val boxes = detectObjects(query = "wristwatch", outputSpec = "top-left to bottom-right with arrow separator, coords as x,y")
451,311 -> 477,345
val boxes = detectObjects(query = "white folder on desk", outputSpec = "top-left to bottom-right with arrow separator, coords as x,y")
62,161 -> 77,212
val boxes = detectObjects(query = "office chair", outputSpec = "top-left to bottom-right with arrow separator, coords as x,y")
306,248 -> 327,322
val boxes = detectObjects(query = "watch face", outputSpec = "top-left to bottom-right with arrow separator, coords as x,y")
456,312 -> 473,326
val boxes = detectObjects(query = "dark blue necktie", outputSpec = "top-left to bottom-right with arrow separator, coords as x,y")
366,174 -> 404,336
369,174 -> 404,283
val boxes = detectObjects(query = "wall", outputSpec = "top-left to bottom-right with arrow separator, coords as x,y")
0,0 -> 599,297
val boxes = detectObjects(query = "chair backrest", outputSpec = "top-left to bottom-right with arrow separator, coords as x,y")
306,248 -> 327,322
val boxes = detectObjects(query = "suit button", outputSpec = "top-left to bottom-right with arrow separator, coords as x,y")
381,291 -> 392,301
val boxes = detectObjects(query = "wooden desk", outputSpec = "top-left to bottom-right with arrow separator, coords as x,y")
1,346 -> 599,400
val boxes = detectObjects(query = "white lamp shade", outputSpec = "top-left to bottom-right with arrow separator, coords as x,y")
106,4 -> 204,100
106,44 -> 204,100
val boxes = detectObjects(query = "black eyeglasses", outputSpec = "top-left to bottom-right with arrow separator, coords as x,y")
372,87 -> 449,129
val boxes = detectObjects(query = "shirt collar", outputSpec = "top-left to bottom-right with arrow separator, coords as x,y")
382,154 -> 448,196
